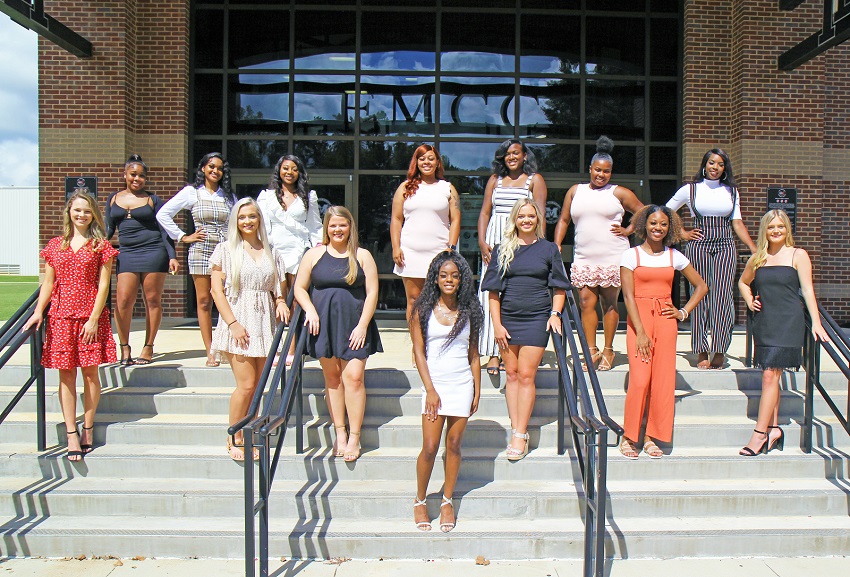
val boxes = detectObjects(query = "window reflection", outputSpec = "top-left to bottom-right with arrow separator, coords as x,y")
194,10 -> 223,68
585,17 -> 645,75
586,80 -> 645,141
361,12 -> 436,71
519,78 -> 580,139
292,75 -> 355,135
360,141 -> 422,170
293,140 -> 355,169
440,77 -> 515,138
583,144 -> 641,174
294,10 -> 356,70
360,76 -> 435,136
527,144 -> 580,174
194,74 -> 223,135
227,140 -> 289,169
358,175 -> 402,278
228,74 -> 289,135
442,13 -> 513,73
440,142 -> 497,172
520,14 -> 580,74
228,10 -> 289,70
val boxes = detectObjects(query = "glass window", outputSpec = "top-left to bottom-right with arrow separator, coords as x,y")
441,14 -> 514,73
194,10 -> 224,68
228,10 -> 289,70
585,17 -> 645,75
440,142 -> 498,171
292,140 -> 355,169
650,81 -> 677,141
650,18 -> 678,76
650,146 -> 677,175
590,0 -> 646,11
523,0 -> 580,7
361,12 -> 436,71
193,74 -> 223,135
649,179 -> 679,206
292,75 -> 356,136
519,78 -> 580,139
584,143 -> 640,174
586,80 -> 645,142
227,140 -> 289,169
360,141 -> 423,170
527,144 -> 580,174
193,140 -> 223,167
439,77 -> 516,138
358,174 -> 401,277
228,74 -> 289,135
360,76 -> 435,136
650,0 -> 678,13
294,10 -> 356,70
520,14 -> 580,74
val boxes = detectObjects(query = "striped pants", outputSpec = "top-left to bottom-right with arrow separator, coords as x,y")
685,238 -> 736,355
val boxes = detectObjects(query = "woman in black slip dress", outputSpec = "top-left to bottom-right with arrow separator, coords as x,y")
105,154 -> 179,365
738,209 -> 829,456
294,206 -> 382,463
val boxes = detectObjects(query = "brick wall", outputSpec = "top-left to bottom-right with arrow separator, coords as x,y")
683,0 -> 850,323
39,0 -> 191,317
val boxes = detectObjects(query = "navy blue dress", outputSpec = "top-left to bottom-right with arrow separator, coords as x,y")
752,265 -> 804,370
480,239 -> 571,348
105,192 -> 176,274
307,250 -> 383,361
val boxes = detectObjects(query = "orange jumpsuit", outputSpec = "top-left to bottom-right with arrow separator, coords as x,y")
624,248 -> 678,443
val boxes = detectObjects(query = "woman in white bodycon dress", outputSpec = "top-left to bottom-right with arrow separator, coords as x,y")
410,251 -> 483,533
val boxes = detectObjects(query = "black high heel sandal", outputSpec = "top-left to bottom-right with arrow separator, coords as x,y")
119,343 -> 134,366
134,343 -> 155,365
739,429 -> 769,456
81,425 -> 94,455
767,425 -> 784,452
66,430 -> 84,462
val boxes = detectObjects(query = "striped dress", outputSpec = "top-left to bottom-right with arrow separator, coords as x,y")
478,175 -> 534,357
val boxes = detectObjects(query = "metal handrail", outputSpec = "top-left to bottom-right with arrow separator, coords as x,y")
0,288 -> 48,450
238,302 -> 309,577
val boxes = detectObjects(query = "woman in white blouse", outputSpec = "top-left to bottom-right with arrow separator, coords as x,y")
157,152 -> 237,367
256,154 -> 323,365
666,149 -> 756,370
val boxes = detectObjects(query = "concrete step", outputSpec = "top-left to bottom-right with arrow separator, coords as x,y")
2,513 -> 848,560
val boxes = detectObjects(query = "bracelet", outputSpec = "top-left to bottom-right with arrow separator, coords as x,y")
678,308 -> 688,321
228,319 -> 238,327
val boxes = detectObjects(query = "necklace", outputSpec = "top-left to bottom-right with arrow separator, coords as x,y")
436,301 -> 459,320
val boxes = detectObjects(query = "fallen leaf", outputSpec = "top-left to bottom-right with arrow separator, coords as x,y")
475,556 -> 490,566
75,555 -> 86,561
280,557 -> 287,562
114,560 -> 124,567
131,556 -> 146,561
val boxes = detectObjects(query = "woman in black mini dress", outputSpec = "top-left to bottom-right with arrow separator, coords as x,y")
294,206 -> 382,463
481,198 -> 570,461
105,155 -> 178,365
738,209 -> 829,456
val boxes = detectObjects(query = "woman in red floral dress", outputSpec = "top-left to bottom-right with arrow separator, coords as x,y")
24,192 -> 118,461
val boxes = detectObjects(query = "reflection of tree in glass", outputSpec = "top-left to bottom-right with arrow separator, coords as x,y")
293,141 -> 355,170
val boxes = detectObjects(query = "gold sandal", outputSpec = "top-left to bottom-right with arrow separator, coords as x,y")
581,347 -> 602,372
597,347 -> 614,371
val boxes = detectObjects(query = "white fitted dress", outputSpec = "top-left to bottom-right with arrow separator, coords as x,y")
421,314 -> 474,417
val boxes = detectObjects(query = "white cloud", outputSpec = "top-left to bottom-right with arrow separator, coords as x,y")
0,16 -> 38,186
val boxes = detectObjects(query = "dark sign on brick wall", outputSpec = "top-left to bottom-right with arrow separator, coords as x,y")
767,187 -> 797,233
65,176 -> 98,201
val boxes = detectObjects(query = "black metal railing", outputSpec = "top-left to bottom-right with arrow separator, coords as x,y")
0,288 -> 48,451
550,288 -> 623,577
233,298 -> 308,577
746,303 -> 850,452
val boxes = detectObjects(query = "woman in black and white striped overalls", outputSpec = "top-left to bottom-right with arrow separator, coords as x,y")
666,149 -> 756,369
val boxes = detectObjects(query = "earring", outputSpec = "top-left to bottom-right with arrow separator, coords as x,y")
702,168 -> 706,178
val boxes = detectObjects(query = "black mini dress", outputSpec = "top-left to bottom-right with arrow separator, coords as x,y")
752,265 -> 804,370
480,239 -> 571,348
307,250 -> 382,361
105,192 -> 176,274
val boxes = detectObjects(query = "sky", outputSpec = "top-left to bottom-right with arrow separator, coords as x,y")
0,16 -> 38,187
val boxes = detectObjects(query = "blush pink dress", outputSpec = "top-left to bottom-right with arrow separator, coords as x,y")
570,183 -> 629,288
393,179 -> 451,278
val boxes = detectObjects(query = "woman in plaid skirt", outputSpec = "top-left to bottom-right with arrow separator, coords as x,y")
158,152 -> 236,367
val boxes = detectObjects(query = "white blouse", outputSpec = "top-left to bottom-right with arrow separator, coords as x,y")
156,185 -> 237,242
666,179 -> 742,220
256,189 -> 323,275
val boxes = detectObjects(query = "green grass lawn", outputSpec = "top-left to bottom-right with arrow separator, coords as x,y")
0,276 -> 40,321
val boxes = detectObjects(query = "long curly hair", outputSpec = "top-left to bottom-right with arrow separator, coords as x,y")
403,144 -> 444,199
492,139 -> 538,177
61,192 -> 109,251
631,205 -> 683,246
193,152 -> 232,195
269,154 -> 310,211
693,148 -> 737,188
224,197 -> 277,295
751,209 -> 795,271
497,198 -> 546,277
412,251 -> 483,356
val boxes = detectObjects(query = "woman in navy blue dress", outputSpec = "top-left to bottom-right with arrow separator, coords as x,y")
481,198 -> 570,461
105,155 -> 178,364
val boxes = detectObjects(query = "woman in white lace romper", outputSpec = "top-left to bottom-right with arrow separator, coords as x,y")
209,198 -> 290,461
476,139 -> 547,375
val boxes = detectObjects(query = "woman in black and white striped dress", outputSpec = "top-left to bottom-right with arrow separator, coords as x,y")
476,140 -> 547,375
158,152 -> 236,367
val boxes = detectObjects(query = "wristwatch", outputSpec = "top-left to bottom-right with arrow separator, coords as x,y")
550,310 -> 562,318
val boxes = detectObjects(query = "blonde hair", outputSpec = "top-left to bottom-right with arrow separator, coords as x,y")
323,206 -> 360,285
497,198 -> 545,277
61,192 -> 108,251
225,197 -> 277,294
751,209 -> 795,271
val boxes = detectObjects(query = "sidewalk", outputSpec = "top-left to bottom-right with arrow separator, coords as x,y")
1,556 -> 847,577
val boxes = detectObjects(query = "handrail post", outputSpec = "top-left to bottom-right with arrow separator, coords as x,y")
593,427 -> 609,577
582,429 -> 595,577
557,369 -> 565,455
33,325 -> 46,451
803,330 -> 814,453
259,428 -> 270,577
243,425 -> 256,577
296,360 -> 304,455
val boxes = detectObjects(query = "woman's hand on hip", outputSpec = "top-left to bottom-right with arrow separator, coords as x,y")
182,230 -> 206,244
682,228 -> 703,242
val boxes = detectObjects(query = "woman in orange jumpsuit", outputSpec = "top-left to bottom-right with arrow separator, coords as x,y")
619,205 -> 708,459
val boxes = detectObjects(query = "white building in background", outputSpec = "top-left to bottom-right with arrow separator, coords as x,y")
0,186 -> 38,276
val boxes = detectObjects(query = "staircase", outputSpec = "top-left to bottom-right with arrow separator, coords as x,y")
1,360 -> 848,560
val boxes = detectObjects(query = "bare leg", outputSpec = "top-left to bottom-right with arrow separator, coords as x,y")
284,273 -> 297,362
440,416 -> 468,530
319,357 -> 348,453
501,343 -> 520,431
58,368 -> 81,459
578,287 -> 602,367
193,275 -> 216,365
598,286 -> 621,369
226,353 -> 264,459
506,344 -> 545,454
403,277 -> 426,364
114,272 -> 141,361
340,358 -> 367,460
416,414 -> 445,528
138,272 -> 166,362
741,368 -> 782,454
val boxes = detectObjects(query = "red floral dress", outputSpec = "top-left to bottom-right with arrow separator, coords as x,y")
40,237 -> 118,369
